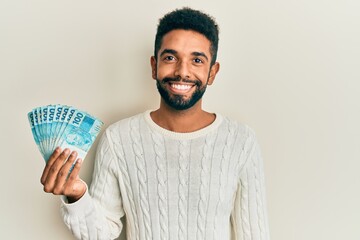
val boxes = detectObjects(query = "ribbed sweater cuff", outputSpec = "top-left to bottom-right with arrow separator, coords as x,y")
60,188 -> 92,216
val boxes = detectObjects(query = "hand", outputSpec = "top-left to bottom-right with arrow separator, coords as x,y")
40,147 -> 86,203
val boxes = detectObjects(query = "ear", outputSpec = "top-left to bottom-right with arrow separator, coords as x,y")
150,56 -> 157,80
207,62 -> 220,85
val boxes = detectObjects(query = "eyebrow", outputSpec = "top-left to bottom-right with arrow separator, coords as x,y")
192,51 -> 209,61
159,49 -> 177,57
159,49 -> 209,61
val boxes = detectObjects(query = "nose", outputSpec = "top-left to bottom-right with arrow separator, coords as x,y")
174,60 -> 191,80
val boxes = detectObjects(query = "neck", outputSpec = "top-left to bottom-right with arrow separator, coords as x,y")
150,100 -> 216,133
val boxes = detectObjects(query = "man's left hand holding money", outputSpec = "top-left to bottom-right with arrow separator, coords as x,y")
40,147 -> 86,203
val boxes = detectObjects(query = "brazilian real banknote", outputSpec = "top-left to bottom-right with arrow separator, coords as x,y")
28,105 -> 103,162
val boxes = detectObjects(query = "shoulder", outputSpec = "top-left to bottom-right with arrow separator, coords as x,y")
107,112 -> 144,132
103,112 -> 146,141
218,115 -> 257,140
218,116 -> 263,175
216,115 -> 261,161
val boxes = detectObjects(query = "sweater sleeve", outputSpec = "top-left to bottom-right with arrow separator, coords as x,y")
60,130 -> 125,240
230,130 -> 270,240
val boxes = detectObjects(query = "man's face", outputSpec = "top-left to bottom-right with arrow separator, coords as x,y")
151,29 -> 219,110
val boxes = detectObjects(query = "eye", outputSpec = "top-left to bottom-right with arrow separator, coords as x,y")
193,58 -> 203,64
164,55 -> 175,61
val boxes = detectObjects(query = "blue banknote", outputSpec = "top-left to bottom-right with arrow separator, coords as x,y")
53,106 -> 70,151
40,105 -> 56,159
28,105 -> 104,162
32,108 -> 45,155
47,105 -> 56,153
59,109 -> 103,161
28,111 -> 43,155
51,105 -> 64,147
40,106 -> 48,151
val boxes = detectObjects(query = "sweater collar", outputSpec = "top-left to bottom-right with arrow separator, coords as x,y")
143,110 -> 223,140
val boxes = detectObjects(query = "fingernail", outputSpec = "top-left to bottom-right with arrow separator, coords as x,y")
64,149 -> 70,154
77,159 -> 83,164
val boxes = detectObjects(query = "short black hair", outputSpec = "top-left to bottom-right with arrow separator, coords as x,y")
154,7 -> 219,65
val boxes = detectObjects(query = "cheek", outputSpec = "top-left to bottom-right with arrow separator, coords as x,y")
193,68 -> 211,82
156,64 -> 175,78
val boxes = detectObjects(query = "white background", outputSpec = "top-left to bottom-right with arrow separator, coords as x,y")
1,0 -> 359,239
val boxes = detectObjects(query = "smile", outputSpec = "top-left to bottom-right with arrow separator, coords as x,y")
169,83 -> 194,93
171,83 -> 192,90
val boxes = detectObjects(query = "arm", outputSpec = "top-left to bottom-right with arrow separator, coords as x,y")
230,132 -> 270,240
41,131 -> 125,239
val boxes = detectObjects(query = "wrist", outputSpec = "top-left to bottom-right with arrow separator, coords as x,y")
67,189 -> 86,203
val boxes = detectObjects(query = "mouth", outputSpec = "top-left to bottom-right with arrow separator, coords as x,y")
168,82 -> 195,94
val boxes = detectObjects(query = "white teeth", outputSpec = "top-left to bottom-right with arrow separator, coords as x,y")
171,84 -> 192,90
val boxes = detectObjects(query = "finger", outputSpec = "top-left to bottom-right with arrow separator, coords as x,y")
43,149 -> 71,193
41,147 -> 62,184
52,151 -> 78,195
63,158 -> 84,197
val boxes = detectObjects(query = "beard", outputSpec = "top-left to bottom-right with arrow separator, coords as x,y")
156,76 -> 208,111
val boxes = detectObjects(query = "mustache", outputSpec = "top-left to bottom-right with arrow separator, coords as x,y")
161,76 -> 202,87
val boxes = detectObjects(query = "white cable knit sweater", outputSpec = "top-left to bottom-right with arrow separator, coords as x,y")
60,110 -> 270,240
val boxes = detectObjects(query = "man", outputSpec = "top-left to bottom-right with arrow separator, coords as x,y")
41,7 -> 270,240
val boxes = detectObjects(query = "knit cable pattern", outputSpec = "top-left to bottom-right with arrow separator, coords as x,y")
90,134 -> 109,199
196,134 -> 216,240
60,112 -> 270,240
112,130 -> 140,240
130,118 -> 152,240
235,127 -> 254,181
238,129 -> 259,239
252,144 -> 266,239
213,120 -> 236,239
151,131 -> 169,240
178,140 -> 190,240
240,173 -> 251,239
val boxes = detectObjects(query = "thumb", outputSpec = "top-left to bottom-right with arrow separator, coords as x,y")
67,179 -> 87,203
73,179 -> 87,192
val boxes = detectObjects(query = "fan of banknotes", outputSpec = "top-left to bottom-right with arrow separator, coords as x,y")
28,104 -> 104,162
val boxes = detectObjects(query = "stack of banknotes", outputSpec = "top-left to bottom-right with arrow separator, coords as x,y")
28,105 -> 104,162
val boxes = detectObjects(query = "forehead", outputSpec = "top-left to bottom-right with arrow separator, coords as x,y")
159,29 -> 211,56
